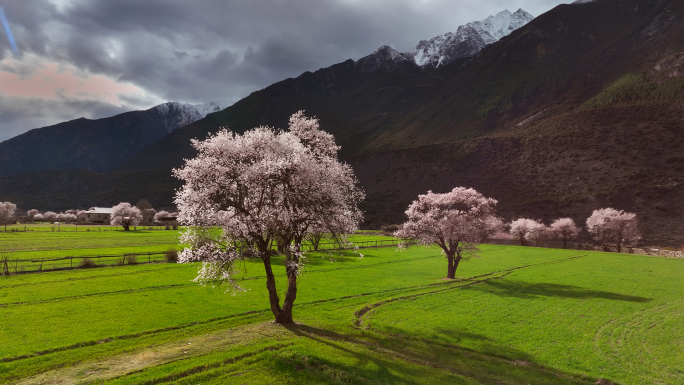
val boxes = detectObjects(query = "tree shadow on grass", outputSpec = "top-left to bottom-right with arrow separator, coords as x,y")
278,323 -> 601,385
465,280 -> 652,303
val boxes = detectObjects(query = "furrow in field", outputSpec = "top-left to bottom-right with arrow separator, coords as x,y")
354,254 -> 587,329
13,323 -> 293,385
592,297 -> 684,384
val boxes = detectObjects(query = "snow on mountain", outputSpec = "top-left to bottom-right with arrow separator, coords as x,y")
356,45 -> 414,73
409,9 -> 534,69
151,101 -> 230,133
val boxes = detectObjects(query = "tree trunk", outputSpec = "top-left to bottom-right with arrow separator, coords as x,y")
279,242 -> 302,324
519,235 -> 526,246
261,252 -> 285,322
446,253 -> 461,279
616,239 -> 622,253
563,234 -> 568,249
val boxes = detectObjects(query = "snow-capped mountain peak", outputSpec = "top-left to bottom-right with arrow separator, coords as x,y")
408,8 -> 534,70
356,45 -> 414,73
150,101 -> 230,133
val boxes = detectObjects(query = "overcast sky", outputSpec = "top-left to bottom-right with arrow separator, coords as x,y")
0,0 -> 567,142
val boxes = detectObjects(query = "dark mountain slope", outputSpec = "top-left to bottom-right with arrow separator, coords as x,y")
0,102 -> 225,176
120,0 -> 684,172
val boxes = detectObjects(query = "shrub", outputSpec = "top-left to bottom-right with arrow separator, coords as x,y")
164,249 -> 178,263
78,258 -> 97,268
124,255 -> 138,265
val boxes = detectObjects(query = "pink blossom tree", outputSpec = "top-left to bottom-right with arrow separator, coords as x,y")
33,213 -> 44,221
110,202 -> 142,231
0,202 -> 17,230
44,211 -> 57,220
528,221 -> 548,247
174,111 -> 363,324
586,208 -> 640,252
549,218 -> 581,249
154,210 -> 169,222
76,210 -> 87,222
142,208 -> 156,222
509,218 -> 538,246
475,216 -> 505,243
395,187 -> 498,279
27,209 -> 40,219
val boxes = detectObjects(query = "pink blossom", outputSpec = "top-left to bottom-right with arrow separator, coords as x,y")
110,202 -> 142,231
586,208 -> 640,252
174,111 -> 363,324
395,187 -> 498,279
549,218 -> 581,249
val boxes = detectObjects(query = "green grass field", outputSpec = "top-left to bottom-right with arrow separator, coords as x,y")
0,229 -> 397,272
1,231 -> 682,384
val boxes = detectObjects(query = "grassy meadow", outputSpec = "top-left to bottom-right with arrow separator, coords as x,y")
0,229 -> 683,384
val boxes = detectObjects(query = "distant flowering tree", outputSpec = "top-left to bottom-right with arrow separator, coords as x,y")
586,208 -> 640,252
0,202 -> 17,230
509,218 -> 538,246
549,218 -> 581,249
154,210 -> 169,222
527,221 -> 548,247
174,111 -> 364,324
475,216 -> 505,243
27,209 -> 40,219
142,208 -> 156,222
76,210 -> 88,222
110,202 -> 142,231
44,211 -> 57,220
395,187 -> 498,279
33,213 -> 44,221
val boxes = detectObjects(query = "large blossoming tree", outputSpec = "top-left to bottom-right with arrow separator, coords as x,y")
110,202 -> 142,231
586,208 -> 640,252
395,187 -> 498,279
174,111 -> 363,324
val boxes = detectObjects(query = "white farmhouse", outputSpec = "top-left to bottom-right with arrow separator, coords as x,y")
84,207 -> 113,223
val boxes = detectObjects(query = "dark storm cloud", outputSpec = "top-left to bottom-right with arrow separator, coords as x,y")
0,0 -> 567,140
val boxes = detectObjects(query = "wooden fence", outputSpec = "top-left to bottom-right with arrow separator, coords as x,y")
3,238 -> 408,275
5,252 -> 170,274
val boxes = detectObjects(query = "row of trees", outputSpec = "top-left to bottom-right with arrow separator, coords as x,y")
17,200 -> 178,229
508,209 -> 639,252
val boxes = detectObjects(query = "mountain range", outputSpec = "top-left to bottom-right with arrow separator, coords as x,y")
1,0 -> 683,246
0,101 -> 228,176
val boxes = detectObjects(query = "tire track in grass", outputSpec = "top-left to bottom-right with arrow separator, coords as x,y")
14,323 -> 293,385
592,297 -> 684,384
354,254 -> 587,329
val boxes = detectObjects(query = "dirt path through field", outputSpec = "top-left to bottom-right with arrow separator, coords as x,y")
14,322 -> 292,385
